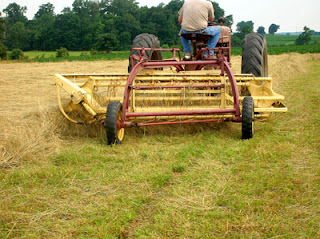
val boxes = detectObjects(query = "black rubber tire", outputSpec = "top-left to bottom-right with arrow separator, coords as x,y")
241,33 -> 268,77
242,97 -> 254,140
105,101 -> 125,145
128,33 -> 162,72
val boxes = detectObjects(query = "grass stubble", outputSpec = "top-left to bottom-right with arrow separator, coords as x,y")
0,54 -> 319,238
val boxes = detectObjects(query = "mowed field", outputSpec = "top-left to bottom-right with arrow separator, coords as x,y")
0,54 -> 320,238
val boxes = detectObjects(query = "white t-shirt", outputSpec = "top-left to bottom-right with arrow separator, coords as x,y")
178,0 -> 214,32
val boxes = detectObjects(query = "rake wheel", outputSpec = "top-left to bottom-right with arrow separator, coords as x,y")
105,101 -> 125,145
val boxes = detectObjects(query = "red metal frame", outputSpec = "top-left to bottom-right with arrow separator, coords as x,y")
121,46 -> 241,129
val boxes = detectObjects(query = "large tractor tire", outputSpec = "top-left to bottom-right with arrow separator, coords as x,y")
241,33 -> 268,77
128,33 -> 162,73
242,97 -> 254,140
105,101 -> 125,145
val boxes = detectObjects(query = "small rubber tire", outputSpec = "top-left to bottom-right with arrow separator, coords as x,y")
241,33 -> 268,77
105,101 -> 125,145
128,33 -> 162,73
242,97 -> 254,140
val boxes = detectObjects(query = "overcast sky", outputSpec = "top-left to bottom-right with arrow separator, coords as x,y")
0,0 -> 319,32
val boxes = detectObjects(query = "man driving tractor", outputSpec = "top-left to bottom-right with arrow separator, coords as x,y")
178,0 -> 221,58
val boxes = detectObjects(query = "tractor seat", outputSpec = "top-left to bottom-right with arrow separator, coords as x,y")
180,33 -> 211,42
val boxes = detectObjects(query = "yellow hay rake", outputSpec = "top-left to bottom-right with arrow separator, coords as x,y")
55,32 -> 287,144
55,71 -> 287,124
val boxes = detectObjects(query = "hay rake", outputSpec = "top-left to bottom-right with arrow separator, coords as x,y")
55,32 -> 287,144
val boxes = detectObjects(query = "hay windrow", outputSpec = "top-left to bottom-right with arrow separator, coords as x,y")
0,112 -> 62,167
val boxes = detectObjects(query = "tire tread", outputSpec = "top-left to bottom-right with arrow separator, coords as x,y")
242,97 -> 254,139
241,33 -> 268,77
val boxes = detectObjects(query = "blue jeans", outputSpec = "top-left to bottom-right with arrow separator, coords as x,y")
180,26 -> 221,56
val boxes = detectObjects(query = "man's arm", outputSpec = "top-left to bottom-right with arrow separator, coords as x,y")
178,15 -> 183,24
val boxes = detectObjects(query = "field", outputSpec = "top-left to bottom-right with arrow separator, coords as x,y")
0,53 -> 320,238
266,34 -> 320,46
7,35 -> 320,63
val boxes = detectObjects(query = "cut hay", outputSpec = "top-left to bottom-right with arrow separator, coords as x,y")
0,111 -> 62,168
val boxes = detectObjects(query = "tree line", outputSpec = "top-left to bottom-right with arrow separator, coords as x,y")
0,0 -> 232,52
0,0 -> 316,58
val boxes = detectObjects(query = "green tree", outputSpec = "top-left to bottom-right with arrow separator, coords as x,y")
30,13 -> 55,50
236,21 -> 254,32
0,42 -> 7,59
54,12 -> 84,50
268,24 -> 280,34
295,26 -> 314,45
10,48 -> 24,59
165,0 -> 184,14
224,15 -> 234,29
2,3 -> 28,26
5,22 -> 30,50
211,2 -> 224,20
241,24 -> 253,35
0,0 -> 231,52
34,2 -> 55,19
95,33 -> 119,52
118,31 -> 131,50
0,13 -> 7,59
257,26 -> 265,34
115,13 -> 141,42
72,0 -> 101,19
231,34 -> 242,47
61,7 -> 72,14
232,20 -> 254,46
0,12 -> 6,40
107,0 -> 139,17
56,47 -> 69,57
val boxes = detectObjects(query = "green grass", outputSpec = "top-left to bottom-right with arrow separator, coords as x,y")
3,35 -> 320,63
14,51 -> 175,62
268,45 -> 320,54
18,45 -> 320,63
231,45 -> 320,56
22,51 -> 131,62
1,58 -> 319,238
266,34 -> 320,46
23,51 -> 89,58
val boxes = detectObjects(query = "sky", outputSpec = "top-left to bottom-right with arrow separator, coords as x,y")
0,0 -> 319,33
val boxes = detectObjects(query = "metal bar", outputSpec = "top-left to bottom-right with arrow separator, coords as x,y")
134,96 -> 221,101
132,84 -> 225,90
132,107 -> 230,111
55,83 -> 80,124
123,61 -> 144,121
135,90 -> 220,94
126,108 -> 236,118
132,47 -> 230,51
222,60 -> 241,117
137,118 -> 227,127
132,47 -> 181,51
254,108 -> 288,113
143,60 -> 219,68
127,115 -> 234,120
55,74 -> 104,112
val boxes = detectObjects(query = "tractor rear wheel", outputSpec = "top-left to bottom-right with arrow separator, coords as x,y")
128,33 -> 162,73
242,97 -> 254,140
105,101 -> 125,145
241,33 -> 268,77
